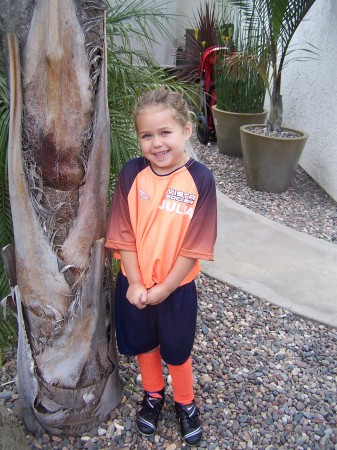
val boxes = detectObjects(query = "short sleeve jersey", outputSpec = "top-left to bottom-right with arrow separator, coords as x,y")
106,157 -> 217,289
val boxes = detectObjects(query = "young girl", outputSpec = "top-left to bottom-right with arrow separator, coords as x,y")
106,88 -> 217,446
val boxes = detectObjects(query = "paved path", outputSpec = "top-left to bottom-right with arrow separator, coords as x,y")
202,189 -> 337,328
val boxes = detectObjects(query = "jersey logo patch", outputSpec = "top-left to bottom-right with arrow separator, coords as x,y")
165,188 -> 196,205
138,189 -> 150,200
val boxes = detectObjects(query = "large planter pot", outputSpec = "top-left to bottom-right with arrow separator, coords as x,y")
240,125 -> 308,193
212,105 -> 267,157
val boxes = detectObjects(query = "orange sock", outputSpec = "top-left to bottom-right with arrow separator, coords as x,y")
167,357 -> 194,404
137,348 -> 165,393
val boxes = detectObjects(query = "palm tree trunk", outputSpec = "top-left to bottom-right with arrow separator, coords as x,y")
2,0 -> 122,435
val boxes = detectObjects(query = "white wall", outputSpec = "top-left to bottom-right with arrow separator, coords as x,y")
151,0 -> 228,66
154,0 -> 212,66
281,0 -> 337,201
149,1 -> 177,66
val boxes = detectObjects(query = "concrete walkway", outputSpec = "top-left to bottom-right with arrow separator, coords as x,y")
201,190 -> 337,328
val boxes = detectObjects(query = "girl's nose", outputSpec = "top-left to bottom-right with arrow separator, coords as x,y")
153,136 -> 163,148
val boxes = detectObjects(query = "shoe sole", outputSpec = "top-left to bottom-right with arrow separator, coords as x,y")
136,422 -> 157,437
182,437 -> 202,447
182,433 -> 202,447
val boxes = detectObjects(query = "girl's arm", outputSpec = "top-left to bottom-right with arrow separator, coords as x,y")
120,250 -> 148,309
147,255 -> 196,305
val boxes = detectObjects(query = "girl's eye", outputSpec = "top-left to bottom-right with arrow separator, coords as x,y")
141,134 -> 151,139
162,130 -> 170,136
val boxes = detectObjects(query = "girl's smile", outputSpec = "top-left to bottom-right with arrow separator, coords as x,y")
136,105 -> 192,175
154,150 -> 168,159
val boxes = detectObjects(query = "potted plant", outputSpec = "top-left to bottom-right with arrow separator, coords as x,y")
228,0 -> 318,192
212,8 -> 268,156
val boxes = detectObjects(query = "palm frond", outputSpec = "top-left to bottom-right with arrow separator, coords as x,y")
0,307 -> 17,367
228,0 -> 317,64
0,67 -> 16,352
227,0 -> 318,130
0,69 -> 12,302
0,28 -> 16,365
106,0 -> 191,187
107,0 -> 174,51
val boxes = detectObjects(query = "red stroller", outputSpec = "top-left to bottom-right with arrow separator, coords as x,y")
196,45 -> 228,145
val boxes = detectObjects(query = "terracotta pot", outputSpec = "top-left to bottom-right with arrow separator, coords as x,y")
212,106 -> 267,157
240,125 -> 308,193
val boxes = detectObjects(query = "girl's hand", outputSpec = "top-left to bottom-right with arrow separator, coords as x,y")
119,250 -> 147,309
126,282 -> 148,309
147,256 -> 196,305
147,283 -> 170,305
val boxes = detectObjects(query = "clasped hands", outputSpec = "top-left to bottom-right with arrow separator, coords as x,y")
126,282 -> 170,309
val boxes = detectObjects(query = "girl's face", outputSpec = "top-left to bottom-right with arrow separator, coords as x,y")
135,105 -> 192,175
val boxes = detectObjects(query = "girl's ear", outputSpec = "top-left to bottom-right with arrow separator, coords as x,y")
184,121 -> 193,138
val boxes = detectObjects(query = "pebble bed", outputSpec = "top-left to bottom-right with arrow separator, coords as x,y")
190,135 -> 337,244
1,133 -> 337,450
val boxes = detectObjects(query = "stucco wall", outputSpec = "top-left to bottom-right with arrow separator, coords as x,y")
150,0 -> 228,66
151,0 -> 222,66
281,0 -> 337,201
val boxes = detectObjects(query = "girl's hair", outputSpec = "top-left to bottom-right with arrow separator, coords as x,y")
134,87 -> 191,128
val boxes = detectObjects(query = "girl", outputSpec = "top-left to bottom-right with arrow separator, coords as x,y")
106,88 -> 217,446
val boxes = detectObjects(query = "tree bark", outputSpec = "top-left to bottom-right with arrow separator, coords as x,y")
2,0 -> 122,435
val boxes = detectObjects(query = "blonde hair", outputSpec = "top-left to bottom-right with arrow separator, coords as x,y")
134,87 -> 191,129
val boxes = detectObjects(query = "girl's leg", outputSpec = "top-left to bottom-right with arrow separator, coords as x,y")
136,348 -> 165,436
137,347 -> 165,393
156,281 -> 202,444
158,280 -> 198,366
167,356 -> 202,447
167,356 -> 194,404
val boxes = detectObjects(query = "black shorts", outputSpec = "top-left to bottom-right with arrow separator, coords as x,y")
115,271 -> 198,365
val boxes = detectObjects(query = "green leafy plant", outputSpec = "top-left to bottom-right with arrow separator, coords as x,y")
0,69 -> 12,302
215,54 -> 267,113
0,309 -> 16,366
215,8 -> 268,113
0,54 -> 17,368
227,0 -> 318,131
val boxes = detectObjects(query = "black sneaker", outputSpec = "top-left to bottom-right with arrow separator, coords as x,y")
175,400 -> 202,446
136,389 -> 165,436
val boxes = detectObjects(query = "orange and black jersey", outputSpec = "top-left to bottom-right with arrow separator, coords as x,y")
106,157 -> 217,289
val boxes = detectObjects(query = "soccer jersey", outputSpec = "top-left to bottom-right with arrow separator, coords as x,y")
106,157 -> 217,289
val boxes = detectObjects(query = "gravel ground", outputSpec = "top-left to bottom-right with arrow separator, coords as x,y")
1,132 -> 337,449
190,135 -> 337,244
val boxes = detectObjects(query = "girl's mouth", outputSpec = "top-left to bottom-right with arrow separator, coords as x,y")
154,150 -> 168,158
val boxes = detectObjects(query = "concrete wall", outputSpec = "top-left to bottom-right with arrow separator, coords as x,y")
150,0 -> 220,66
275,0 -> 337,201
